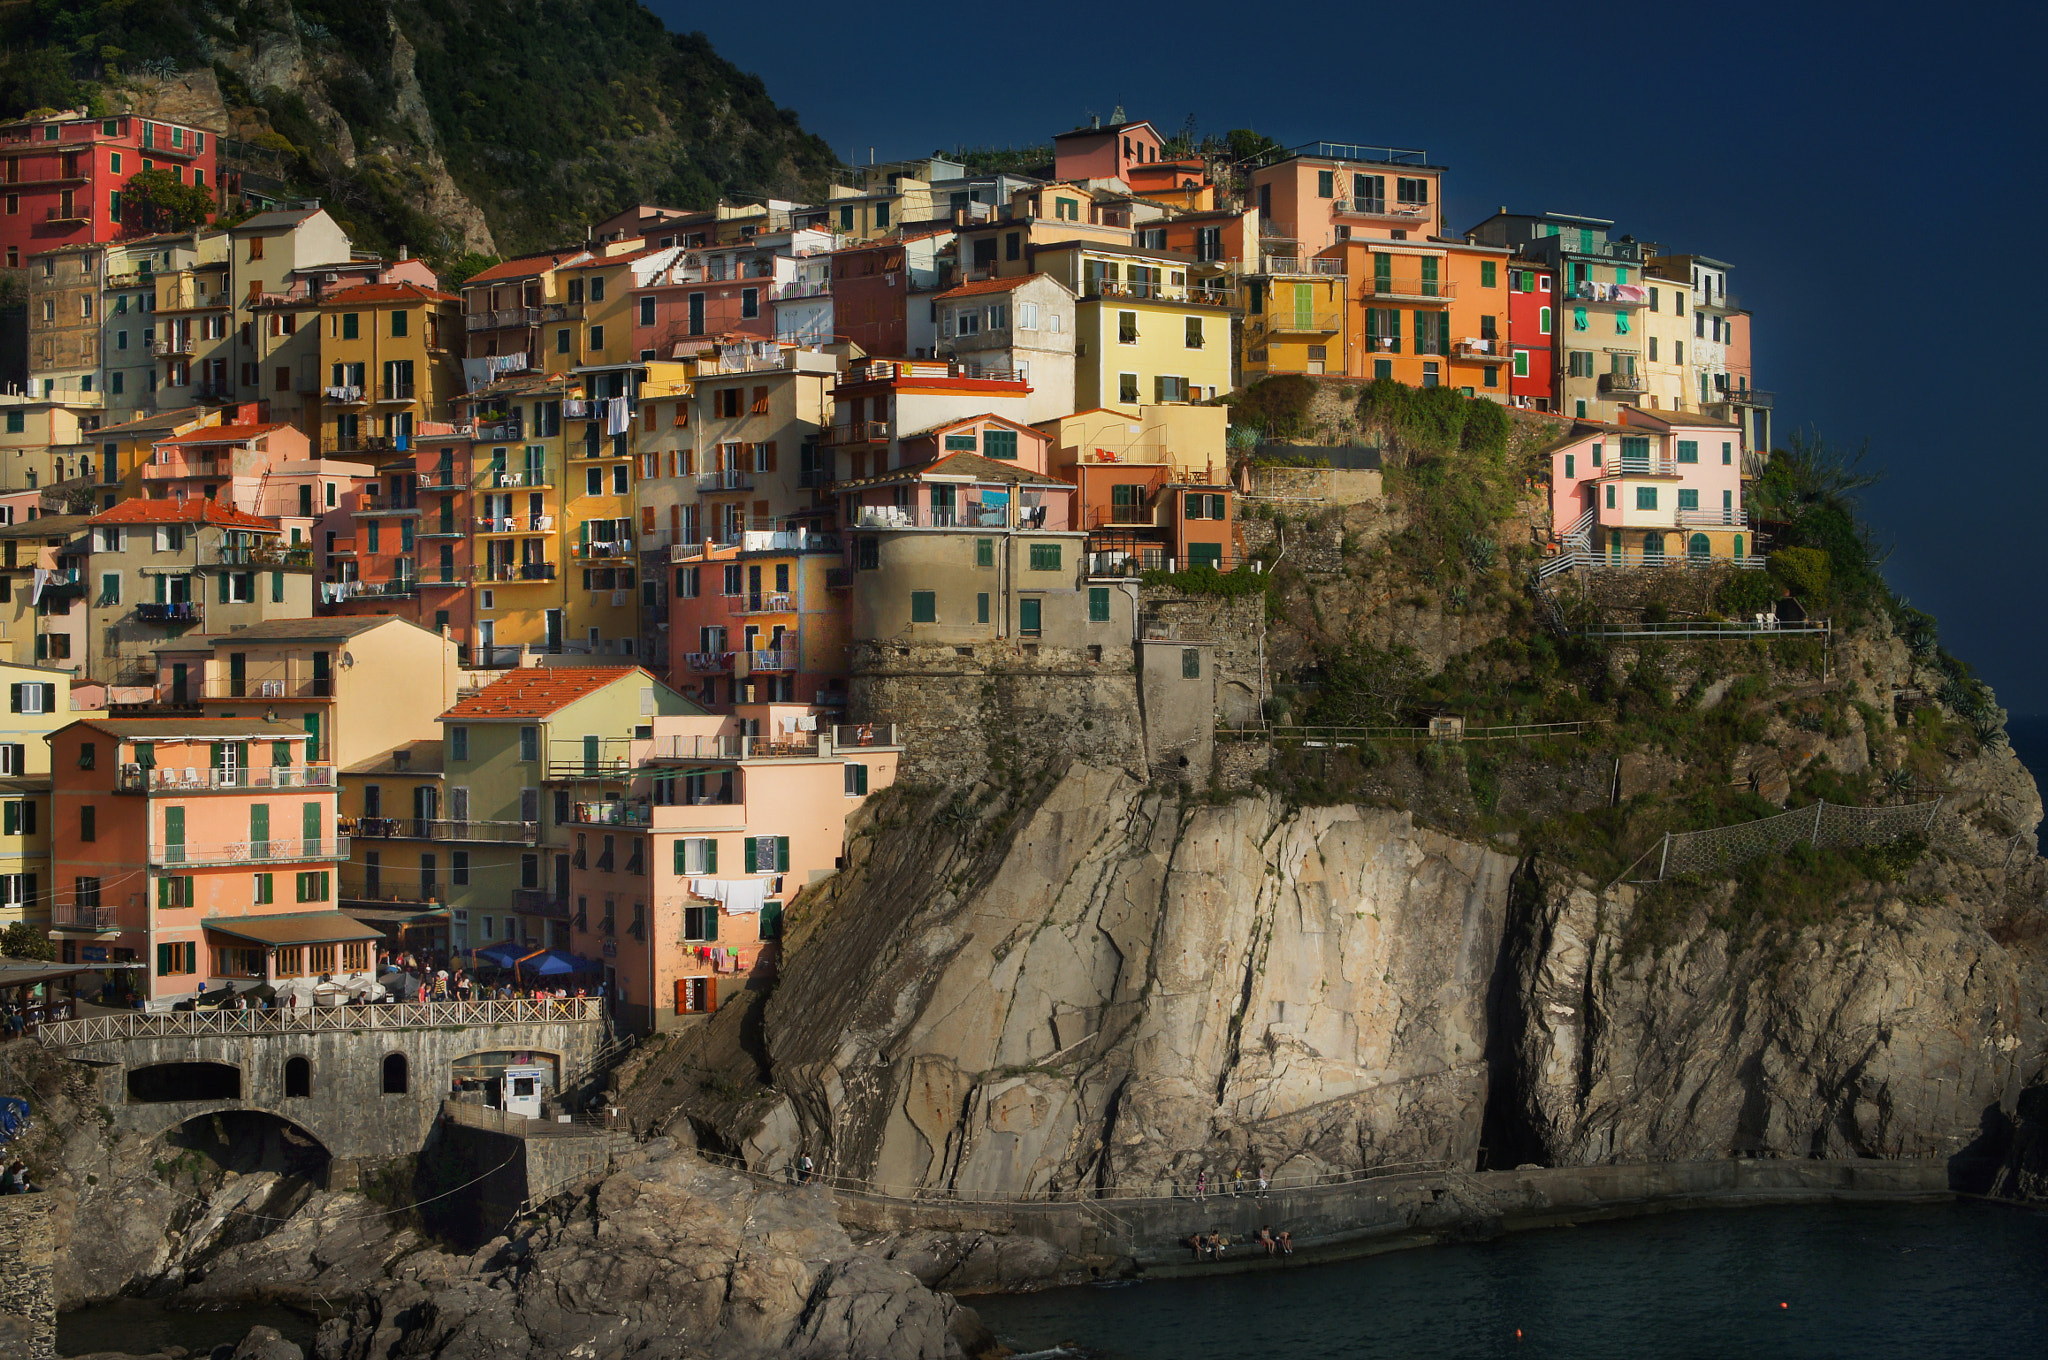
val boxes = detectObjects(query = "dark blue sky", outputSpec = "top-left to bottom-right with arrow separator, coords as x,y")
654,0 -> 2048,712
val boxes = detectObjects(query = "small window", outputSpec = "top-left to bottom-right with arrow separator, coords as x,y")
910,590 -> 936,623
1088,587 -> 1110,623
450,727 -> 468,761
1181,648 -> 1201,679
1636,486 -> 1658,511
974,538 -> 994,568
1677,440 -> 1699,464
844,763 -> 869,796
1564,453 -> 1575,480
381,1053 -> 409,1095
1028,543 -> 1061,571
391,310 -> 408,337
520,727 -> 539,762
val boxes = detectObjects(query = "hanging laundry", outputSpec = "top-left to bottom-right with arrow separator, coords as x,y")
605,395 -> 631,436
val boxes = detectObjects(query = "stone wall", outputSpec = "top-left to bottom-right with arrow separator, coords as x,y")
0,1194 -> 55,1360
1136,590 -> 1267,731
1244,465 -> 1384,507
848,639 -> 1145,787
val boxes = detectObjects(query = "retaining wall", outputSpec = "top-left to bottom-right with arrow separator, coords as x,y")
0,1194 -> 55,1360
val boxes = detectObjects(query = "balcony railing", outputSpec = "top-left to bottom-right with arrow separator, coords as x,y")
820,420 -> 890,446
571,803 -> 653,826
476,515 -> 554,534
324,384 -> 366,403
196,676 -> 335,699
512,889 -> 571,919
1258,256 -> 1346,277
477,466 -> 551,489
152,338 -> 197,356
831,723 -> 901,749
698,469 -> 755,492
474,418 -> 525,441
465,307 -> 539,331
1362,277 -> 1456,301
1601,456 -> 1679,478
475,562 -> 558,583
351,817 -> 539,844
1675,509 -> 1752,529
1332,197 -> 1431,221
1597,371 -> 1646,395
379,382 -> 417,403
684,651 -> 734,672
1257,311 -> 1343,335
853,504 -> 1013,530
118,764 -> 337,794
745,649 -> 791,671
209,544 -> 313,568
151,836 -> 349,866
730,592 -> 794,614
573,540 -> 633,560
51,903 -> 118,931
134,601 -> 198,624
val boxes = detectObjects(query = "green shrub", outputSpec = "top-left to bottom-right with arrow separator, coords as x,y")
1768,546 -> 1831,601
1231,376 -> 1318,439
1717,570 -> 1777,617
1139,564 -> 1267,597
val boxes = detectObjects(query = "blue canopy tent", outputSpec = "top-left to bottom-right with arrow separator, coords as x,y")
517,949 -> 601,978
474,942 -> 524,969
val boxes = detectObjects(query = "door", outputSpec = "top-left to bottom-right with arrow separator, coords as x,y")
303,801 -> 322,856
228,652 -> 247,697
170,664 -> 188,705
249,804 -> 269,858
311,650 -> 330,695
583,734 -> 600,775
688,293 -> 705,335
545,609 -> 563,652
413,785 -> 437,838
302,713 -> 321,762
1019,597 -> 1042,637
524,446 -> 545,486
163,806 -> 184,864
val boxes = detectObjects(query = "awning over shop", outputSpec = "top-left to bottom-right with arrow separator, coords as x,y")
200,912 -> 385,946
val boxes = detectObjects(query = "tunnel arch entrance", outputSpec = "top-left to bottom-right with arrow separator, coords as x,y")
127,1061 -> 242,1103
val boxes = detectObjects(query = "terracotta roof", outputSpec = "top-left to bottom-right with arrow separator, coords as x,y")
71,717 -> 309,740
1621,405 -> 1742,430
203,912 -> 382,946
465,251 -> 593,285
320,282 -> 458,306
154,422 -> 292,446
88,498 -> 278,531
934,273 -> 1045,301
439,666 -> 647,722
836,450 -> 1068,493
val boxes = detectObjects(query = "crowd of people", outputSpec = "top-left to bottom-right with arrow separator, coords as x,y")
1185,1227 -> 1292,1261
1180,1163 -> 1301,1264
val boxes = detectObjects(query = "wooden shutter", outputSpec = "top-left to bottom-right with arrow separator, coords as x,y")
642,405 -> 656,432
743,837 -> 756,873
704,905 -> 718,941
674,839 -> 686,875
751,386 -> 768,415
705,838 -> 716,874
763,441 -> 777,471
6,684 -> 18,712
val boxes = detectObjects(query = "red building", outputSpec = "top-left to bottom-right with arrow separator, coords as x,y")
1506,262 -> 1557,411
0,111 -> 218,267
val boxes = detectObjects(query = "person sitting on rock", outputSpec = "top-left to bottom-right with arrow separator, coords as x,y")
1186,1233 -> 1203,1261
1277,1229 -> 1293,1256
1259,1225 -> 1275,1256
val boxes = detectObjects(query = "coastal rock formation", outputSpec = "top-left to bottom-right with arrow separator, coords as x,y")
315,1141 -> 990,1360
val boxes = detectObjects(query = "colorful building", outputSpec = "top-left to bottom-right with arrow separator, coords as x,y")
931,274 -> 1077,418
0,515 -> 90,672
46,715 -> 355,1009
1541,408 -> 1752,566
1247,142 -> 1444,255
0,110 -> 218,266
827,230 -> 949,359
1029,243 -> 1235,411
315,281 -> 463,457
1040,403 -> 1236,573
0,660 -> 71,934
1505,263 -> 1558,410
1468,211 -> 1648,421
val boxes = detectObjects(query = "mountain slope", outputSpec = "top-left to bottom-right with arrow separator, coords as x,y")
0,0 -> 840,261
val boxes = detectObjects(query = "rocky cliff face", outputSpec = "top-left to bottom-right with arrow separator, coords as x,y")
660,756 -> 2047,1205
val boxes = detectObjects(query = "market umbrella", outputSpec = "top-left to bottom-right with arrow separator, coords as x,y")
517,949 -> 601,978
475,943 -> 523,969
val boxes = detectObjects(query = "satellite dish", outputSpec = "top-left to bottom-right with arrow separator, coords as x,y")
340,652 -> 356,668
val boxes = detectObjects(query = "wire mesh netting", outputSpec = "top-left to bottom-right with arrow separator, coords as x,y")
1657,799 -> 1944,880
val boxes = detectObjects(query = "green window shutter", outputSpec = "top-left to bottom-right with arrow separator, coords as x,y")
975,538 -> 993,567
1182,648 -> 1201,679
705,838 -> 716,874
1514,350 -> 1529,377
1679,489 -> 1699,511
1564,454 -> 1575,480
674,839 -> 686,875
1573,307 -> 1587,331
2,803 -> 14,836
1677,440 -> 1698,463
250,804 -> 268,844
776,836 -> 790,872
910,591 -> 936,623
1615,312 -> 1630,335
743,837 -> 756,873
217,571 -> 230,603
1637,487 -> 1658,510
1605,484 -> 1615,509
272,571 -> 284,601
1722,442 -> 1732,465
705,905 -> 718,941
156,942 -> 171,975
1481,261 -> 1496,287
1088,587 -> 1110,622
1019,597 -> 1041,634
853,764 -> 869,795
976,592 -> 989,624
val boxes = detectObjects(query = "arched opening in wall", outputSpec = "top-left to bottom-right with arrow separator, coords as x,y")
127,1061 -> 241,1103
284,1056 -> 311,1099
451,1050 -> 561,1112
382,1052 -> 409,1095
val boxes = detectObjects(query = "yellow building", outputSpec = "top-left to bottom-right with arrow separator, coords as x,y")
1638,273 -> 1696,413
1029,244 -> 1235,411
0,659 -> 71,933
151,246 -> 233,409
316,281 -> 463,456
1243,266 -> 1349,378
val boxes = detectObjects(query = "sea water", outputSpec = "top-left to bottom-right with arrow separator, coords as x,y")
972,1202 -> 2048,1360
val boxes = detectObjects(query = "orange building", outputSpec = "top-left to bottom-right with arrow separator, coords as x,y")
1324,238 -> 1512,395
1247,142 -> 1445,255
47,716 -> 360,1008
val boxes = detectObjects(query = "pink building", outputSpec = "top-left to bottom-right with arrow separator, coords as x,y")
47,716 -> 358,1009
563,705 -> 901,1033
1052,118 -> 1165,183
1543,408 -> 1753,566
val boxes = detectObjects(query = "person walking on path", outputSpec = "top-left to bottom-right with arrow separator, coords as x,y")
1232,1167 -> 1245,1198
1256,1167 -> 1269,1200
1194,1169 -> 1206,1204
795,1153 -> 815,1185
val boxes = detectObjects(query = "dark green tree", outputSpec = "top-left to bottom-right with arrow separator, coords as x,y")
1,920 -> 55,961
120,168 -> 212,233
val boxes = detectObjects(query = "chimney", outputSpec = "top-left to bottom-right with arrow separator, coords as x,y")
399,244 -> 409,260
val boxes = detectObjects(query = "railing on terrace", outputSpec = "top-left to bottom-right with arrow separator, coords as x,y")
853,504 -> 1011,530
475,515 -> 553,533
669,528 -> 839,561
351,817 -> 538,844
379,382 -> 416,403
729,592 -> 794,614
477,466 -> 551,489
1601,456 -> 1679,478
37,997 -> 603,1047
51,903 -> 117,930
745,649 -> 790,671
134,602 -> 199,624
465,307 -> 538,331
151,337 -> 197,356
1575,617 -> 1832,641
1535,550 -> 1768,580
1257,255 -> 1347,277
512,889 -> 572,918
118,764 -> 335,793
831,723 -> 900,749
1332,197 -> 1430,220
820,420 -> 890,446
698,469 -> 754,492
475,563 -> 557,582
574,540 -> 632,560
474,419 -> 525,441
644,732 -> 819,761
151,836 -> 348,866
1255,721 -> 1599,747
339,878 -> 438,904
207,545 -> 313,568
1255,311 -> 1343,334
1598,371 -> 1646,394
1361,277 -> 1456,301
1453,338 -> 1509,360
1675,509 -> 1752,529
683,651 -> 734,672
1081,280 -> 1237,307
571,802 -> 652,826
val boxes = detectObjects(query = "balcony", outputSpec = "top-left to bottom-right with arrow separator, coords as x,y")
248,285 -> 315,310
820,420 -> 890,446
1453,338 -> 1510,361
684,651 -> 734,672
355,579 -> 419,597
830,723 -> 901,750
1257,255 -> 1346,277
1332,197 -> 1431,223
475,562 -> 558,583
727,592 -> 794,615
573,540 -> 633,560
324,385 -> 367,404
1565,281 -> 1648,306
853,504 -> 1012,530
117,764 -> 336,794
1088,505 -> 1158,530
151,836 -> 349,866
134,601 -> 198,624
571,802 -> 652,826
418,522 -> 464,539
474,419 -> 525,441
476,515 -> 554,535
1256,311 -> 1343,336
1600,455 -> 1680,478
1081,279 -> 1238,308
152,337 -> 197,356
465,307 -> 538,331
644,733 -> 814,761
476,466 -> 551,489
1361,277 -> 1455,302
512,889 -> 571,918
51,903 -> 118,932
351,817 -> 539,844
744,649 -> 792,671
1675,508 -> 1752,530
776,279 -> 832,300
351,501 -> 420,518
195,676 -> 335,699
44,204 -> 89,224
209,544 -> 313,568
698,469 -> 755,492
378,382 -> 417,404
339,878 -> 440,906
1598,371 -> 1646,396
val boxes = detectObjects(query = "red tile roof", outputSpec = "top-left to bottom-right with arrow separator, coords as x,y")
320,282 -> 459,306
934,273 -> 1044,301
465,251 -> 593,285
88,497 -> 279,531
439,666 -> 646,721
153,422 -> 291,446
